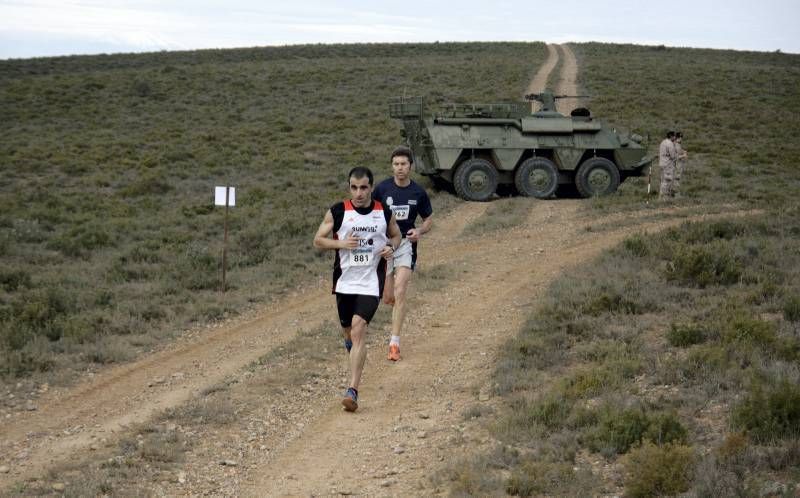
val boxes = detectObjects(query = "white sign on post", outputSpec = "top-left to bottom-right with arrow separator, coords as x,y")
214,186 -> 236,292
215,186 -> 235,206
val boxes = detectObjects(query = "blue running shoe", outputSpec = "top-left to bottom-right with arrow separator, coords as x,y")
342,387 -> 358,412
344,338 -> 353,353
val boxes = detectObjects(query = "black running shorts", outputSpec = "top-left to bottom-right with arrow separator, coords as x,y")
335,293 -> 380,328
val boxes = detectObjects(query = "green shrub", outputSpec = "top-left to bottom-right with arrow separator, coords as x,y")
0,345 -> 55,377
623,442 -> 695,498
621,234 -> 650,257
716,432 -> 749,463
667,322 -> 706,347
731,380 -> 800,443
0,268 -> 33,291
83,335 -> 135,364
505,461 -> 575,497
1,321 -> 34,351
582,288 -> 642,316
529,394 -> 572,429
0,231 -> 9,256
0,328 -> 56,375
587,408 -> 688,456
676,220 -> 745,244
678,344 -> 733,382
783,294 -> 800,322
720,313 -> 776,348
132,79 -> 153,98
175,243 -> 219,290
11,287 -> 76,343
587,407 -> 651,455
236,227 -> 275,266
46,223 -> 113,258
644,412 -> 689,446
561,366 -> 623,399
665,245 -> 741,288
120,175 -> 172,197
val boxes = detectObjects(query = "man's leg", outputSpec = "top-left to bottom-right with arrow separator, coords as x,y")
337,294 -> 355,353
659,165 -> 674,199
342,326 -> 352,353
341,295 -> 378,412
383,272 -> 395,305
349,315 -> 368,390
388,266 -> 413,361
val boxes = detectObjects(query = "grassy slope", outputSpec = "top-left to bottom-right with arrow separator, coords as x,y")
0,42 -> 545,383
442,44 -> 800,496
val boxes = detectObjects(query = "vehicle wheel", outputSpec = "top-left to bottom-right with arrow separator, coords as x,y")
574,157 -> 620,197
453,158 -> 498,202
514,157 -> 558,199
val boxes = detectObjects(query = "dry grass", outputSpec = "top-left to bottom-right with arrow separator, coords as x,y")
443,42 -> 800,496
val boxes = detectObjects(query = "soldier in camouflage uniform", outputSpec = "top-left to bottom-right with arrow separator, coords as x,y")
658,131 -> 677,199
673,132 -> 688,196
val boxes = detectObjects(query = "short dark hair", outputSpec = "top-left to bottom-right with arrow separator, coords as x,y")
666,130 -> 676,139
348,166 -> 373,185
675,131 -> 683,138
390,145 -> 414,164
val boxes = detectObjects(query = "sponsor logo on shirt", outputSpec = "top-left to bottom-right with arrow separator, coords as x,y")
408,199 -> 417,205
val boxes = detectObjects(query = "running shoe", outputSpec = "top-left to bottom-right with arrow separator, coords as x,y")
344,338 -> 353,353
387,343 -> 400,361
342,387 -> 358,412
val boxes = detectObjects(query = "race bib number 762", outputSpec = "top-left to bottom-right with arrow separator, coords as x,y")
392,205 -> 410,220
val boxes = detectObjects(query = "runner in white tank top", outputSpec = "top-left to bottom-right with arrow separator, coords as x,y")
313,167 -> 401,412
333,199 -> 389,297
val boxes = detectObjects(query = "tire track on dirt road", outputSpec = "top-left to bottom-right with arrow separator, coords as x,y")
0,288 -> 333,488
554,44 -> 584,114
526,43 -> 559,110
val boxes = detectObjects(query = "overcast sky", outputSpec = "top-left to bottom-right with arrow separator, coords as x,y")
1,0 -> 798,60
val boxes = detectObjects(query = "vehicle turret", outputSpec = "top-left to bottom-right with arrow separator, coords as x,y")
524,88 -> 588,116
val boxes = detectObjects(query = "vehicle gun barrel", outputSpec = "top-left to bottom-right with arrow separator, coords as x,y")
524,93 -> 590,101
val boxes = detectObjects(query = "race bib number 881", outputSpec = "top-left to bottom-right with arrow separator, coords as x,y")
350,248 -> 372,266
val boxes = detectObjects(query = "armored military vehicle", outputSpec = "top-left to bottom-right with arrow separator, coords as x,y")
389,90 -> 652,201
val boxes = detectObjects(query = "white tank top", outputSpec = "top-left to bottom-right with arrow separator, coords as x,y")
334,200 -> 388,296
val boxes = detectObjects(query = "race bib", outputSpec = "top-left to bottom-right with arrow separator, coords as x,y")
349,248 -> 372,266
392,205 -> 410,221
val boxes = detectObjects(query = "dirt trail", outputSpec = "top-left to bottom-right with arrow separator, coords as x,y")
0,285 -> 332,483
554,44 -> 583,114
526,43 -> 559,109
0,45 -> 739,496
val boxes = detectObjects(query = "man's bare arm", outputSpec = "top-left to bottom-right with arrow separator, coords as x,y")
313,210 -> 358,251
406,215 -> 432,242
380,214 -> 402,259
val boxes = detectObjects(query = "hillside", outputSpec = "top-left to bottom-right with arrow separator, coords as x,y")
0,42 -> 545,381
2,41 -> 800,496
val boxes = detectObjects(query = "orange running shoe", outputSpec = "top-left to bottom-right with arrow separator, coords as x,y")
387,343 -> 400,361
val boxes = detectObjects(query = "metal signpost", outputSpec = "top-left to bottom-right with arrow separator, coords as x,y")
214,186 -> 236,292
